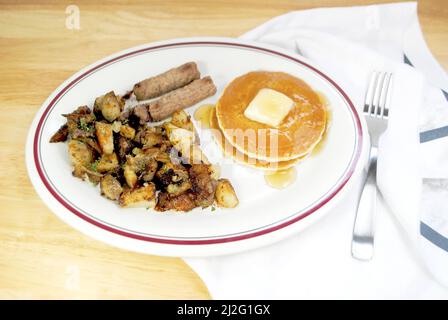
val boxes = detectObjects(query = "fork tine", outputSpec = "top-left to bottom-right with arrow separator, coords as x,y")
371,72 -> 386,117
363,72 -> 379,114
377,73 -> 392,118
380,73 -> 393,118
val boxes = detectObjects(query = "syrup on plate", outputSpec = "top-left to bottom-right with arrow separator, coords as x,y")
194,104 -> 215,128
264,167 -> 297,189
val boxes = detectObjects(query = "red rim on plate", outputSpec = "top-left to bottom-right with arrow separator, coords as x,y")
32,41 -> 363,245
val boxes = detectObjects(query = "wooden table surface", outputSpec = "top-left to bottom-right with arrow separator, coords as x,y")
0,0 -> 447,299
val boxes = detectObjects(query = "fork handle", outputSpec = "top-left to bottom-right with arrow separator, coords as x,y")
351,146 -> 378,261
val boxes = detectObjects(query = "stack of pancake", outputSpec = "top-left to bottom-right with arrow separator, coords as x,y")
209,71 -> 327,171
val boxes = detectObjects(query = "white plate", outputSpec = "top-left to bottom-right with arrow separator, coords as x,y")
26,37 -> 367,257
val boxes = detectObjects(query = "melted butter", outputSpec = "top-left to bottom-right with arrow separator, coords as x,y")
264,167 -> 297,189
245,88 -> 294,127
194,104 -> 215,128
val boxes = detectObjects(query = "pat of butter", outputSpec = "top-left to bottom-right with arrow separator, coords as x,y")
244,88 -> 294,127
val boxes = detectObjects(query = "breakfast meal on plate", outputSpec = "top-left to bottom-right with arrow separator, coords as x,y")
196,71 -> 328,188
50,58 -> 329,206
50,62 -> 238,212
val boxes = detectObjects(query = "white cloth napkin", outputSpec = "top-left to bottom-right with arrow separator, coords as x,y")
185,2 -> 448,299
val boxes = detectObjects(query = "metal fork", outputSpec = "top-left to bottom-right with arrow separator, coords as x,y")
351,71 -> 393,261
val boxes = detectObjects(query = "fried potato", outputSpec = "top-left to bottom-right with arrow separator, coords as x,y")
120,125 -> 136,140
140,129 -> 163,148
215,179 -> 239,208
50,124 -> 68,143
72,163 -> 103,183
155,192 -> 196,212
100,174 -> 123,200
96,153 -> 119,173
68,140 -> 94,166
141,158 -> 158,182
171,110 -> 194,131
111,121 -> 122,133
156,162 -> 191,196
189,164 -> 216,208
171,110 -> 200,142
164,123 -> 208,165
124,151 -> 159,188
119,183 -> 156,208
95,122 -> 114,154
124,163 -> 138,188
94,91 -> 122,122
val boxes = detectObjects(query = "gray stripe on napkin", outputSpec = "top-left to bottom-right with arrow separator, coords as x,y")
442,90 -> 448,102
420,125 -> 448,143
404,54 -> 414,67
421,222 -> 448,252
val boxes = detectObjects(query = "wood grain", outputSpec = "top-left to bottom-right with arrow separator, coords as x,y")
0,0 -> 446,299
